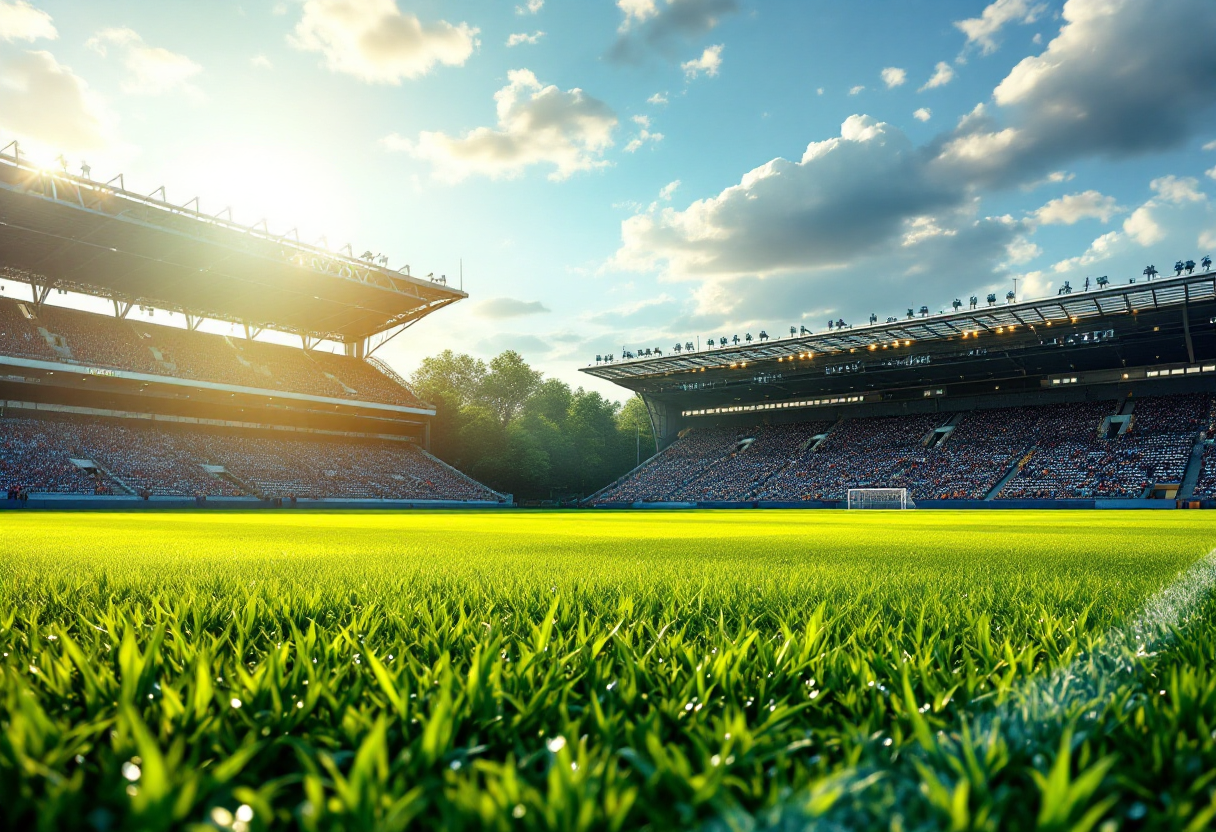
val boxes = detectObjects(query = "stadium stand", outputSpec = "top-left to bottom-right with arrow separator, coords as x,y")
0,412 -> 501,501
0,297 -> 429,408
757,413 -> 944,501
0,298 -> 56,360
668,420 -> 834,501
593,394 -> 1212,504
1001,395 -> 1206,499
1189,397 -> 1216,498
886,406 -> 1038,500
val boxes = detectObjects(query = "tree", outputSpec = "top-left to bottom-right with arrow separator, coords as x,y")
410,350 -> 487,408
413,350 -> 656,500
479,351 -> 542,426
616,394 -> 656,470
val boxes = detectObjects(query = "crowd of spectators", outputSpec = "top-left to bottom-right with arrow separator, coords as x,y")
758,413 -> 944,501
0,416 -> 115,494
889,407 -> 1039,500
1186,397 -> 1216,498
0,413 -> 501,502
0,298 -> 56,360
595,394 -> 1212,505
1000,395 -> 1205,498
668,421 -> 833,501
38,306 -> 162,373
0,298 -> 428,408
596,426 -> 743,502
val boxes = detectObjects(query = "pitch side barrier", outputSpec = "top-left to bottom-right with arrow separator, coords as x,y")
0,495 -> 514,511
592,499 -> 1211,510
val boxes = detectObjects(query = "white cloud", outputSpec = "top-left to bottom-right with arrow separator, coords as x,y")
611,0 -> 736,62
681,44 -> 722,79
881,67 -> 906,89
606,0 -> 1216,330
86,28 -> 202,96
1204,140 -> 1216,151
1122,206 -> 1164,246
250,54 -> 273,69
507,31 -> 544,47
955,0 -> 1046,55
1005,236 -> 1042,264
647,92 -> 668,105
913,107 -> 931,122
388,68 -> 616,182
0,50 -> 112,153
1031,190 -> 1120,225
848,85 -> 865,95
516,0 -> 544,14
659,180 -> 680,200
612,115 -> 967,278
625,115 -> 663,152
290,0 -> 478,84
918,61 -> 954,91
618,0 -> 658,26
1150,174 -> 1205,204
476,297 -> 550,318
1052,230 -> 1121,272
624,131 -> 662,153
979,0 -> 1216,180
1208,166 -> 1216,182
0,0 -> 54,41
816,87 -> 823,95
1200,228 -> 1216,250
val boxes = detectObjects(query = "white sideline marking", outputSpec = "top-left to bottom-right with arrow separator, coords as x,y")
706,547 -> 1216,831
1005,546 -> 1216,726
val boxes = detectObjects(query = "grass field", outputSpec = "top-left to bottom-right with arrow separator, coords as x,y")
3,510 -> 1216,831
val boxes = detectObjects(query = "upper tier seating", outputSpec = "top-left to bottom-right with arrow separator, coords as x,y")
0,297 -> 427,408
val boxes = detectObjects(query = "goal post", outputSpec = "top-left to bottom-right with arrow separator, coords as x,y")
847,488 -> 914,509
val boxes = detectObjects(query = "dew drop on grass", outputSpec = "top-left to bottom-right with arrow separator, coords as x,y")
121,762 -> 140,781
236,805 -> 254,823
231,698 -> 242,709
513,805 -> 526,818
547,736 -> 566,753
211,807 -> 234,826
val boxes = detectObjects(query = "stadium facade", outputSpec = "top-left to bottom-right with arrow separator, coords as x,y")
581,269 -> 1216,508
0,148 -> 507,507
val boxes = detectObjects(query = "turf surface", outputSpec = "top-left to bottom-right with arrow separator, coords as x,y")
2,510 -> 1216,830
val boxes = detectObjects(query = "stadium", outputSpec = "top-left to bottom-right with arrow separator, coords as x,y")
582,268 -> 1216,509
0,147 -> 508,508
7,0 -> 1216,829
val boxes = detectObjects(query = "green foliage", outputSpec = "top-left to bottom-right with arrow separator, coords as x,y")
2,510 -> 1215,830
410,351 -> 653,499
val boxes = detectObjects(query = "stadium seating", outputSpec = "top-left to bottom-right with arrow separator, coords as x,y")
758,412 -> 945,501
667,420 -> 834,501
0,298 -> 428,409
1190,398 -> 1216,498
0,413 -> 501,501
594,394 -> 1212,504
1001,395 -> 1205,499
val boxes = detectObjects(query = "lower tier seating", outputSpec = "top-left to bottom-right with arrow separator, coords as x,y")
1,413 -> 501,502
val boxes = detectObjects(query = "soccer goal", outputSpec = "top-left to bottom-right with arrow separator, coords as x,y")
847,488 -> 914,509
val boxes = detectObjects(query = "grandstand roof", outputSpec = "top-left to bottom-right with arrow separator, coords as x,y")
582,270 -> 1216,384
0,149 -> 465,343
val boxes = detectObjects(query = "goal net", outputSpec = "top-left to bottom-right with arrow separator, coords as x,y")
847,488 -> 913,509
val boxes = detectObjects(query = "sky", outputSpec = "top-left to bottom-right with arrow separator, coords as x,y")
1,0 -> 1215,402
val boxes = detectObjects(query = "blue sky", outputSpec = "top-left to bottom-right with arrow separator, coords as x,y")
1,0 -> 1215,400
